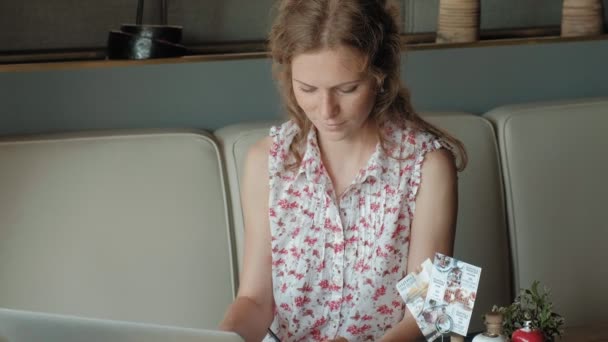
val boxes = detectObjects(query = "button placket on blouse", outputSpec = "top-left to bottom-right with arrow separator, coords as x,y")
320,183 -> 345,335
337,189 -> 360,335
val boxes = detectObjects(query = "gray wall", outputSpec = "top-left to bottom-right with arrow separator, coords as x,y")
0,0 -> 278,51
1,39 -> 607,136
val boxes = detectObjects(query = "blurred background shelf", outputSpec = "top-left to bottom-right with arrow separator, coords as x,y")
2,27 -> 607,73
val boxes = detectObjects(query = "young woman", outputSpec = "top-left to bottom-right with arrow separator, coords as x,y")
221,1 -> 467,341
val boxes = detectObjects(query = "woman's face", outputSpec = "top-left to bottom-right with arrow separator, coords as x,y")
291,46 -> 377,142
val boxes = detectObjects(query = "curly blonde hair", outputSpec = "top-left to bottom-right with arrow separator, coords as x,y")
269,0 -> 467,171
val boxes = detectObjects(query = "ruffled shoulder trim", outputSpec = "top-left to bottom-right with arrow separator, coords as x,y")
406,130 -> 450,215
268,120 -> 300,175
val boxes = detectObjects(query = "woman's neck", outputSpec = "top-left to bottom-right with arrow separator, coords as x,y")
316,120 -> 378,185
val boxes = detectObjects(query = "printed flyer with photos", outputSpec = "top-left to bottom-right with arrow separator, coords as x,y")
396,259 -> 438,340
396,253 -> 482,341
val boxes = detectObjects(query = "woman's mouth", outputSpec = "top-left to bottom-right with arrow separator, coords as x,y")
325,122 -> 345,130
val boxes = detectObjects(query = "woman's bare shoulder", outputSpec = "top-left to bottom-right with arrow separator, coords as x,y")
422,148 -> 456,176
245,136 -> 272,183
245,136 -> 273,171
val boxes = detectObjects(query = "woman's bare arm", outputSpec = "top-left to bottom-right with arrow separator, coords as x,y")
379,148 -> 458,342
220,137 -> 275,342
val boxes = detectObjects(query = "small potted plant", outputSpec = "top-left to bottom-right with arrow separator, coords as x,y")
492,281 -> 565,341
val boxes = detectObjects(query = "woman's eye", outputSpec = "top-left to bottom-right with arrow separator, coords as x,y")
339,85 -> 358,94
300,87 -> 316,93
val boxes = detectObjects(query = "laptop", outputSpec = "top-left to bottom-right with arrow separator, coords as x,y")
0,308 -> 243,342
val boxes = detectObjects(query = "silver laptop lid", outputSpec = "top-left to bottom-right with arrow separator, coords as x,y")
0,308 -> 243,342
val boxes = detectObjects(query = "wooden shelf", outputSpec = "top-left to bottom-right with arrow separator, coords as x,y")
402,32 -> 608,51
1,27 -> 607,73
0,52 -> 269,73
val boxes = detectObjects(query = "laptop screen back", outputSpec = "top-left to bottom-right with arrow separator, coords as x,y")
0,308 -> 243,342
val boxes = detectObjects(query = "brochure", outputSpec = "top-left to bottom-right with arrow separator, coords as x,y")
396,253 -> 482,341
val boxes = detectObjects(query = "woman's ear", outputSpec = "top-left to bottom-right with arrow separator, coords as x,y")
377,75 -> 387,93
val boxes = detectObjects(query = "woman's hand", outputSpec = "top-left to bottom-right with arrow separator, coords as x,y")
322,337 -> 348,342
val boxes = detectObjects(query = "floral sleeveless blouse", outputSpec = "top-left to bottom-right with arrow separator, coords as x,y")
265,120 -> 444,342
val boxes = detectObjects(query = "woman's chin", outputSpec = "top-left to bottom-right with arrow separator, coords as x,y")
318,128 -> 350,141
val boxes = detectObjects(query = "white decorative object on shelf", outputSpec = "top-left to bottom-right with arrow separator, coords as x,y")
472,312 -> 507,342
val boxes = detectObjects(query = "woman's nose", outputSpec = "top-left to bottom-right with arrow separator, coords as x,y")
319,92 -> 339,119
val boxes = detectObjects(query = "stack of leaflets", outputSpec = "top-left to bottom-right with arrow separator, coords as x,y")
396,253 -> 482,341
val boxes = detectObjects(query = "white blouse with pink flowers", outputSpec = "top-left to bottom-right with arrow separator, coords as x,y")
264,120 -> 445,342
